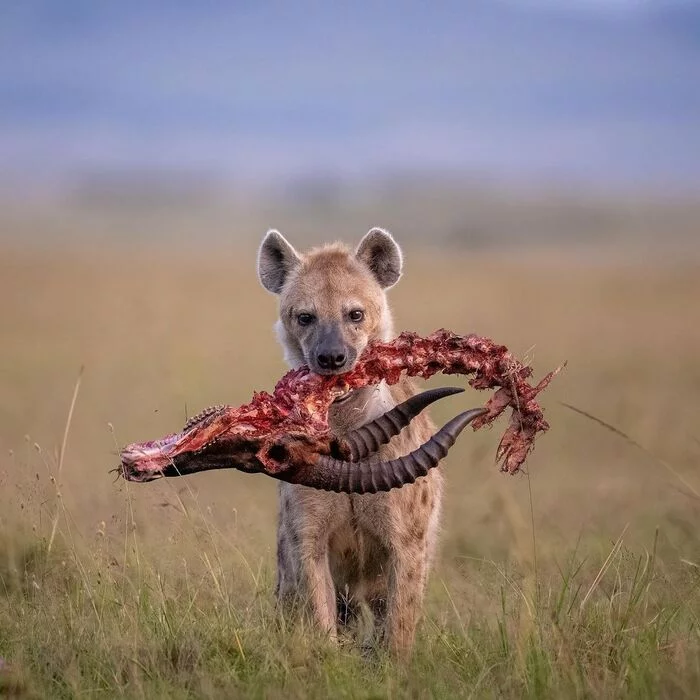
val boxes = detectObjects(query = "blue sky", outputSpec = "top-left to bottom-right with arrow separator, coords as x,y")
1,0 -> 699,189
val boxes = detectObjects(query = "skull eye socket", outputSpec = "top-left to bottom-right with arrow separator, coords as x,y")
349,309 -> 364,323
297,312 -> 315,326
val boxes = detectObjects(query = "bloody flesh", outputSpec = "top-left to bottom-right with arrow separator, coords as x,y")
120,329 -> 562,481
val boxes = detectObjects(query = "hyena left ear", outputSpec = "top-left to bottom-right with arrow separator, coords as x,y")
355,227 -> 403,289
258,229 -> 302,294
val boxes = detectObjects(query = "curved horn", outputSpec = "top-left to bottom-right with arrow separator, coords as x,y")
342,386 -> 465,461
288,407 -> 488,493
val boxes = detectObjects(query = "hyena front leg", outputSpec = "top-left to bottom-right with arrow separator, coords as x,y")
299,542 -> 337,640
385,539 -> 429,658
274,519 -> 298,613
276,533 -> 337,639
275,501 -> 337,639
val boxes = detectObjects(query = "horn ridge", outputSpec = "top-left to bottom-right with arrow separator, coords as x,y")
411,445 -> 433,472
343,387 -> 465,461
307,407 -> 488,494
400,454 -> 423,480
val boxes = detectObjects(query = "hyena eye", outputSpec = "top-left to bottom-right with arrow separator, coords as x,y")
297,312 -> 315,326
349,309 -> 364,323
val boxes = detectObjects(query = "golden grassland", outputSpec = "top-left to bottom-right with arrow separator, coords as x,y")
0,242 -> 699,698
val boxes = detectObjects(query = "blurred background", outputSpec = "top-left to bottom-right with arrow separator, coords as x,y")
1,0 -> 699,611
1,0 -> 699,249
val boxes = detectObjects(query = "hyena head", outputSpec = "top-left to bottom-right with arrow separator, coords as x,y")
257,227 -> 403,375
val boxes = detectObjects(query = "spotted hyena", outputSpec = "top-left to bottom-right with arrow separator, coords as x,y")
257,227 -> 444,657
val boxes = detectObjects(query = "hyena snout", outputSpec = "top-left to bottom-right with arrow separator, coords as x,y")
317,349 -> 347,372
311,326 -> 358,375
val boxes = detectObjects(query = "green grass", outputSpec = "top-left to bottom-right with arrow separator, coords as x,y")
1,246 -> 700,697
1,513 -> 699,698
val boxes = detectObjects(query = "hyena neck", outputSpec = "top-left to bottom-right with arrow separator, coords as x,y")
328,382 -> 396,435
327,317 -> 395,432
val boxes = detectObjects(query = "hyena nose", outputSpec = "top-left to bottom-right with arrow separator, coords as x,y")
317,351 -> 347,371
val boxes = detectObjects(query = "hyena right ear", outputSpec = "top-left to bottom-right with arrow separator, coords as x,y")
355,227 -> 403,289
258,230 -> 302,294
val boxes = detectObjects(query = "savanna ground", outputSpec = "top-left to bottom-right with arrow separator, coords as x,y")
1,236 -> 699,698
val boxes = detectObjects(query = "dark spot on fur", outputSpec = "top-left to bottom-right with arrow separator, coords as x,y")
401,522 -> 426,547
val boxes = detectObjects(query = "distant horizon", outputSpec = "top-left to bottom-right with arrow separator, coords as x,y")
2,165 -> 699,204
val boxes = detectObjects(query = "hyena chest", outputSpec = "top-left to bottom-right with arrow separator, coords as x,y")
325,386 -> 395,592
327,512 -> 389,601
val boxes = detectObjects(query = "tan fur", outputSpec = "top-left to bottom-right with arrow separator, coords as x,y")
259,229 -> 442,658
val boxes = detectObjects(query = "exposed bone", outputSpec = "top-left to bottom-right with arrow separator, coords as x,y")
182,404 -> 226,431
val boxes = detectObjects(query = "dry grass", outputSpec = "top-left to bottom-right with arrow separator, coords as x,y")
1,242 -> 699,698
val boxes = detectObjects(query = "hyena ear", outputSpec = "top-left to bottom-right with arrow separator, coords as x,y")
258,230 -> 302,294
355,227 -> 403,289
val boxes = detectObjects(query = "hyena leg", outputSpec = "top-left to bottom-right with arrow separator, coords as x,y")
275,523 -> 336,640
300,546 -> 337,640
385,543 -> 428,658
275,537 -> 337,641
274,520 -> 299,614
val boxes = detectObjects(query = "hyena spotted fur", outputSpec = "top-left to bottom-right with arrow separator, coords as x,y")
257,227 -> 444,657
